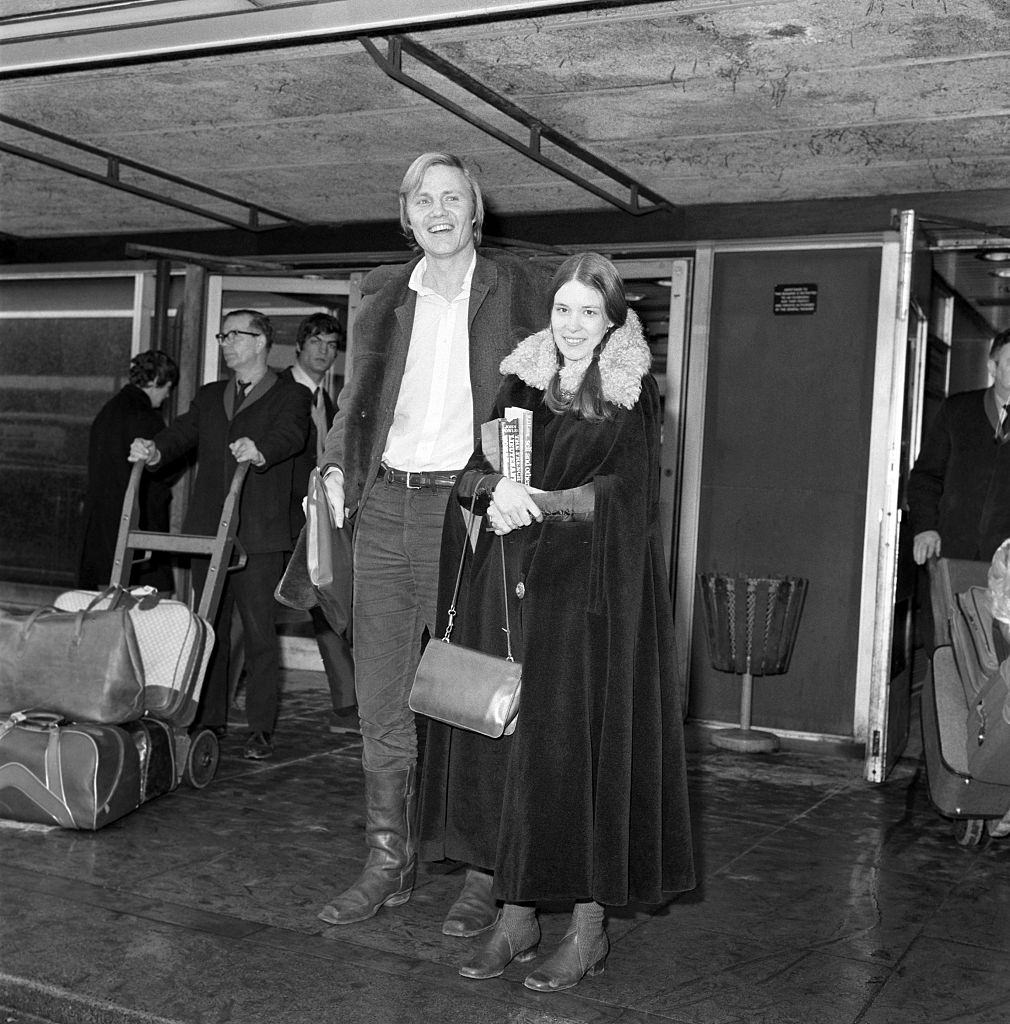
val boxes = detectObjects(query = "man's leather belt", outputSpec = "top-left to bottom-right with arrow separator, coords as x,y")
382,464 -> 459,490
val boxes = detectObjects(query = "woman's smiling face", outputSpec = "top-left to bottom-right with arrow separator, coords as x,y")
551,279 -> 611,363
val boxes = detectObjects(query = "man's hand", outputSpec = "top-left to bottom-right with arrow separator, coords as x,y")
913,530 -> 942,565
229,436 -> 266,467
128,437 -> 161,466
322,468 -> 346,528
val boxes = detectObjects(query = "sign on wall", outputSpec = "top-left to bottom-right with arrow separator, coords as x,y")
773,283 -> 818,315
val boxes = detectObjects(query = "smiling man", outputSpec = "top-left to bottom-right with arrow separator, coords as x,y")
315,152 -> 552,931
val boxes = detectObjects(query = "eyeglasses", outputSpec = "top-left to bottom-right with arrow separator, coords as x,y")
305,335 -> 340,352
215,329 -> 261,344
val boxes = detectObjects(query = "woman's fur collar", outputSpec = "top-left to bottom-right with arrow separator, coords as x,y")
500,308 -> 651,409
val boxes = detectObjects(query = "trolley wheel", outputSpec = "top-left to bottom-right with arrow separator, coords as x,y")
953,817 -> 985,846
183,728 -> 219,789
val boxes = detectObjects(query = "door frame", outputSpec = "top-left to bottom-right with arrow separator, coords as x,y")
675,231 -> 909,757
863,210 -> 931,782
608,257 -> 693,580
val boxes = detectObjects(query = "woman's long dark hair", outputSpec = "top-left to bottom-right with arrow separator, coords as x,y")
544,253 -> 628,421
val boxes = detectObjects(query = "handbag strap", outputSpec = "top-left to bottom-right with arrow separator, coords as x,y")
84,585 -> 160,613
443,477 -> 514,661
443,488 -> 481,642
15,607 -> 78,652
499,533 -> 514,663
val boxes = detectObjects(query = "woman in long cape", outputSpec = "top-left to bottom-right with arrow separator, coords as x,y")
419,253 -> 695,993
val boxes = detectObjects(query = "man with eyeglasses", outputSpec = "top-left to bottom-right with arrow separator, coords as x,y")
129,308 -> 310,760
279,313 -> 356,732
315,152 -> 552,932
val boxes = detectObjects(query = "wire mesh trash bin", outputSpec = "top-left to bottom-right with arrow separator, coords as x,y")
696,573 -> 808,752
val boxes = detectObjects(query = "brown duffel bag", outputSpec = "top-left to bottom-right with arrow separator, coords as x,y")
0,600 -> 145,724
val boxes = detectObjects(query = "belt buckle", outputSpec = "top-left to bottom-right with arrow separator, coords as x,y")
405,471 -> 424,490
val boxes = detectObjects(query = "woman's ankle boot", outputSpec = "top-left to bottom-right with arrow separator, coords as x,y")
459,904 -> 540,980
524,901 -> 608,992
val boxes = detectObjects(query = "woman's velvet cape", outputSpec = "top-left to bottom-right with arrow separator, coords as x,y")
418,373 -> 695,906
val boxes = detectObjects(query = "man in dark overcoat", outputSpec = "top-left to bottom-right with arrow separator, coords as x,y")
315,152 -> 553,931
79,349 -> 178,591
130,309 -> 310,760
908,328 -> 1010,566
908,327 -> 1010,648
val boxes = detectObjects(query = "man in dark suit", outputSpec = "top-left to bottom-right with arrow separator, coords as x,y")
909,327 -> 1010,565
280,313 -> 355,731
908,327 -> 1010,650
130,309 -> 310,760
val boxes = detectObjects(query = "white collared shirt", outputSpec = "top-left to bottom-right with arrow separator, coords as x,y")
290,361 -> 328,462
995,387 -> 1010,440
382,254 -> 475,472
289,361 -> 318,394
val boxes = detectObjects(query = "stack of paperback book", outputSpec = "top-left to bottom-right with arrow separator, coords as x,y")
481,407 -> 532,485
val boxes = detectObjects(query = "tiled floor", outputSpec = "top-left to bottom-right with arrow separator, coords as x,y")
2,672 -> 1010,1024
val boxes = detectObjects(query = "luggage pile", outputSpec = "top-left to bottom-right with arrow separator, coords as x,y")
922,557 -> 1010,845
0,461 -> 248,831
0,587 -> 218,830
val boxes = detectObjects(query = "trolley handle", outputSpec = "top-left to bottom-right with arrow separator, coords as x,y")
111,460 -> 250,623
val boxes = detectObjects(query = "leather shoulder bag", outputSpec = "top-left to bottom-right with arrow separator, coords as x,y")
409,494 -> 521,739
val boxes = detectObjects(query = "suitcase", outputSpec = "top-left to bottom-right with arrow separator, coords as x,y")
948,589 -> 995,703
923,558 -> 1010,844
0,603 -> 145,724
54,586 -> 214,726
944,585 -> 1010,788
960,586 -> 1010,669
0,712 -> 174,830
966,657 -> 1010,786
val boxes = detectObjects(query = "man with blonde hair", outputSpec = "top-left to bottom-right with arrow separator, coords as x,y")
316,152 -> 552,931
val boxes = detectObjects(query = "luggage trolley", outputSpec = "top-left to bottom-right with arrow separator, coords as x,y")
921,557 -> 1010,845
106,458 -> 250,789
0,461 -> 250,830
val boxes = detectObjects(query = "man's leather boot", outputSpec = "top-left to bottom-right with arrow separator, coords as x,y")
318,765 -> 417,925
442,868 -> 497,937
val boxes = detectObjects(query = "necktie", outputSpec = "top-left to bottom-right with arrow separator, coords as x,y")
1001,402 -> 1010,442
234,380 -> 250,413
312,387 -> 327,464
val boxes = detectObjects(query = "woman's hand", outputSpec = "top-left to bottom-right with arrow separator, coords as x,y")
487,478 -> 543,535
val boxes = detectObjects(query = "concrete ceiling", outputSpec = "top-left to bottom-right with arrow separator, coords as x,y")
1,0 -> 1009,329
